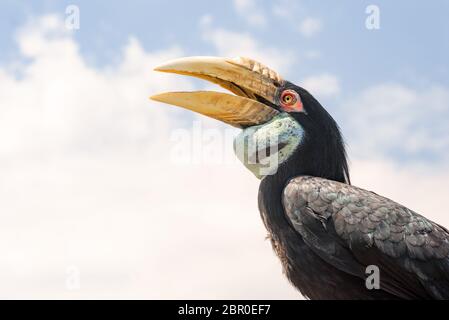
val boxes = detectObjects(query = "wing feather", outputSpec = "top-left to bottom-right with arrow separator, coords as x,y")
283,176 -> 449,299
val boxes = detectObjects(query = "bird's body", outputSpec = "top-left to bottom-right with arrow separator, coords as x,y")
152,55 -> 449,299
260,175 -> 449,299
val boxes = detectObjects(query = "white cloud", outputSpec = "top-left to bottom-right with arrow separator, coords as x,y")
341,83 -> 449,160
0,15 -> 194,158
201,25 -> 295,76
199,14 -> 213,28
298,18 -> 322,37
272,0 -> 301,19
1,14 -> 448,300
272,2 -> 322,39
301,73 -> 340,97
232,0 -> 266,27
0,14 -> 299,299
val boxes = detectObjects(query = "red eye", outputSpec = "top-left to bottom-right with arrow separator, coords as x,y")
280,90 -> 303,112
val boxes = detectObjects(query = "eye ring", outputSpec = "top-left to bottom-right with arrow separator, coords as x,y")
281,90 -> 297,105
279,89 -> 303,112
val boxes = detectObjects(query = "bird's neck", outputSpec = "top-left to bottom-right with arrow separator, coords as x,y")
259,142 -> 349,219
264,143 -> 350,189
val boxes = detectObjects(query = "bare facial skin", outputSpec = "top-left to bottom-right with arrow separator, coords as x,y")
234,113 -> 304,178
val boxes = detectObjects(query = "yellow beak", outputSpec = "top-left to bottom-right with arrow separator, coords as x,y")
150,56 -> 284,128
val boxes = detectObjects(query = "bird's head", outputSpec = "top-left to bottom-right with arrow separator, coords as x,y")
151,56 -> 349,184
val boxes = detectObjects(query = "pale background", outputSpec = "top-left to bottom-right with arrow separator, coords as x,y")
0,0 -> 448,299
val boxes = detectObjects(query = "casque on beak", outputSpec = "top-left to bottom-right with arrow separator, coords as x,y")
150,56 -> 284,128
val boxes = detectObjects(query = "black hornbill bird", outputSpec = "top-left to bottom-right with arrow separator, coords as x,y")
151,56 -> 449,299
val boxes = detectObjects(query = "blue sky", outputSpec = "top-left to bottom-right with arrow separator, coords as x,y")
1,0 -> 449,89
1,1 -> 449,163
0,1 -> 448,299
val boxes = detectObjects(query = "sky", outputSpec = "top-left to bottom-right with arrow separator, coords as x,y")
0,0 -> 448,299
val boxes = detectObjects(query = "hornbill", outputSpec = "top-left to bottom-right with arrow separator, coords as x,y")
151,56 -> 449,299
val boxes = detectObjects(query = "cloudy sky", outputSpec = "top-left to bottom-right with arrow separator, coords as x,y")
0,0 -> 448,299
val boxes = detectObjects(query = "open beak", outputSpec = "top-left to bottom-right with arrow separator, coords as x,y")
150,56 -> 283,128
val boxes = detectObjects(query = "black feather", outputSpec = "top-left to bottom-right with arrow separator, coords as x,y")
258,83 -> 449,299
